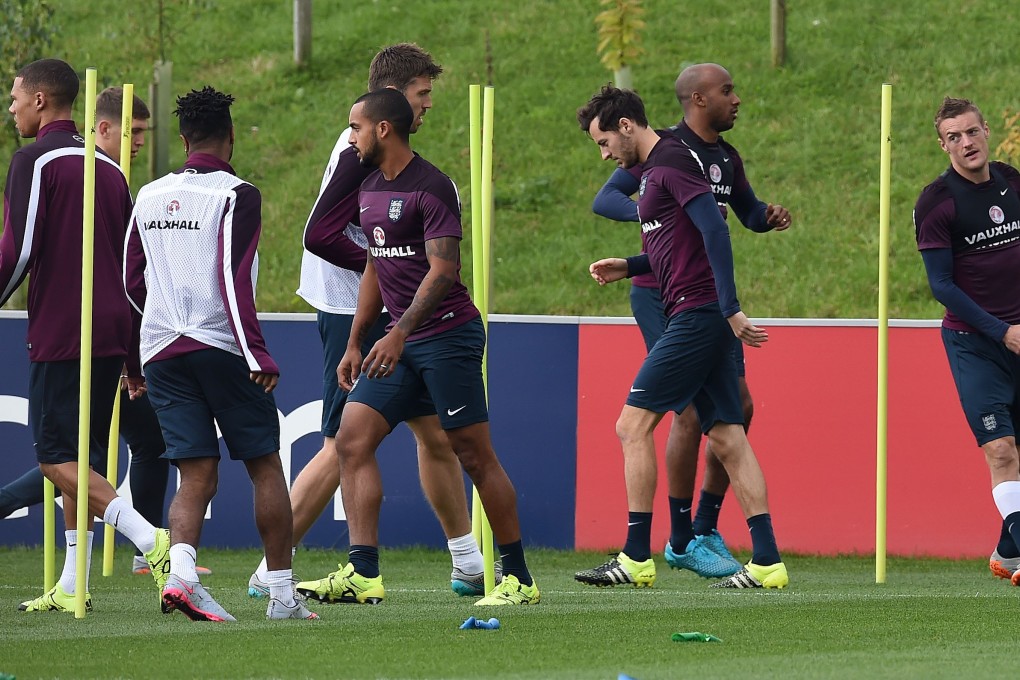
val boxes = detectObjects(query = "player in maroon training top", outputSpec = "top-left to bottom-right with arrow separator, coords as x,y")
2,58 -> 170,614
575,84 -> 788,590
297,89 -> 539,606
591,65 -> 792,581
914,97 -> 1020,584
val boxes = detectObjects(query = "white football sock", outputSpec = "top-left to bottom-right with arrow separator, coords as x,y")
265,569 -> 296,606
169,543 -> 199,582
256,546 -> 294,580
102,497 -> 157,553
448,533 -> 484,574
993,480 -> 1020,518
58,530 -> 93,593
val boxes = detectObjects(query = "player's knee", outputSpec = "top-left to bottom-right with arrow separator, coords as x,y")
416,441 -> 458,467
706,424 -> 744,461
182,474 -> 218,502
984,437 -> 1019,471
448,441 -> 496,482
618,403 -> 663,447
335,435 -> 376,466
742,401 -> 754,430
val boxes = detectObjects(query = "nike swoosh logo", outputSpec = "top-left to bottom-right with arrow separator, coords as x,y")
360,206 -> 370,212
447,405 -> 467,416
629,387 -> 646,393
1001,189 -> 1009,195
722,157 -> 730,163
627,521 -> 642,526
679,507 -> 692,513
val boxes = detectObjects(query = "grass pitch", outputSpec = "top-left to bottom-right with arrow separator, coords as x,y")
4,0 -> 1020,318
0,546 -> 1014,679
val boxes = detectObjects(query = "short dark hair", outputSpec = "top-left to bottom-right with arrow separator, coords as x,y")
96,86 -> 150,122
174,86 -> 234,146
354,89 -> 414,142
368,43 -> 443,91
16,58 -> 79,109
934,97 -> 984,137
577,84 -> 648,135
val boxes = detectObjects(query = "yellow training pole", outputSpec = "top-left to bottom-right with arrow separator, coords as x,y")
119,84 -> 134,181
468,85 -> 485,547
480,87 -> 494,322
43,481 -> 55,590
75,67 -> 99,618
103,83 -> 133,577
479,86 -> 496,593
876,83 -> 892,584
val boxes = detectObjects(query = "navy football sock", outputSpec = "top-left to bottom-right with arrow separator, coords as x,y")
668,497 -> 694,550
692,490 -> 725,536
348,545 -> 380,578
496,539 -> 533,586
1003,512 -> 1020,559
622,512 -> 653,562
747,513 -> 781,566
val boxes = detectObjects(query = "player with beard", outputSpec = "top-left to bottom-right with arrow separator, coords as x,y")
266,44 -> 496,604
590,64 -> 790,579
299,89 -> 539,606
576,84 -> 788,590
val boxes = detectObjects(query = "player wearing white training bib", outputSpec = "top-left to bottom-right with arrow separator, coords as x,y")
125,86 -> 315,622
127,168 -> 274,370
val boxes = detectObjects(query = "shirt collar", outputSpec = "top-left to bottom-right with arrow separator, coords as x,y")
183,152 -> 236,175
37,119 -> 78,139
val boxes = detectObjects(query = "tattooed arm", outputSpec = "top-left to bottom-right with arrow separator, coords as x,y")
360,236 -> 460,379
396,236 -> 459,336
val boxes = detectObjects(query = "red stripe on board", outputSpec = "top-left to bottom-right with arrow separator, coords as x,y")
576,323 -> 991,558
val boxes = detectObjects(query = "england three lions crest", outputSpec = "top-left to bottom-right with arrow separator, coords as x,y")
388,198 -> 404,222
983,414 -> 997,431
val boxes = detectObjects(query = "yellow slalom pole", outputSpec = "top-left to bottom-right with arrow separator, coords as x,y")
75,67 -> 99,618
102,83 -> 134,577
480,88 -> 494,321
478,86 -> 496,593
876,83 -> 892,585
468,85 -> 485,546
119,84 -> 134,182
43,481 -> 55,590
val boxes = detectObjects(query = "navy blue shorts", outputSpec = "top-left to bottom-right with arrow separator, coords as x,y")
348,316 -> 489,431
629,284 -> 745,376
942,328 -> 1020,446
626,303 -> 744,433
30,356 -> 124,466
318,310 -> 389,438
145,348 -> 280,461
118,391 -> 166,464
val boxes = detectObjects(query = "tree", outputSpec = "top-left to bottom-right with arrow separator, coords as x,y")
996,110 -> 1020,167
0,0 -> 57,150
595,0 -> 644,90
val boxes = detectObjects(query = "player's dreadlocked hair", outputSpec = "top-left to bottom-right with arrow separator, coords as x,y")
174,86 -> 235,146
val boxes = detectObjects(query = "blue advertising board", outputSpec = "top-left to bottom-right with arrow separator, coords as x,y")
0,314 -> 578,549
